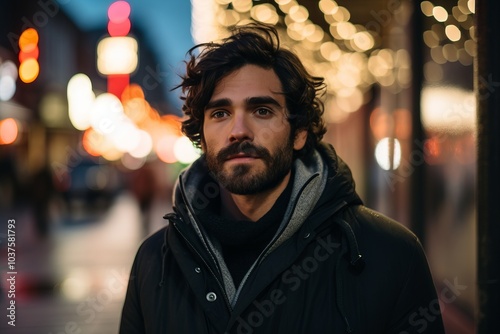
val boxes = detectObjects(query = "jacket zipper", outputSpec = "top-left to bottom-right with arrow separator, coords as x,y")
171,218 -> 233,312
177,177 -> 235,311
178,177 -> 224,275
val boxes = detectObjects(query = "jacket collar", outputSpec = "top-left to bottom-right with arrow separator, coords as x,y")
168,142 -> 363,306
172,142 -> 362,249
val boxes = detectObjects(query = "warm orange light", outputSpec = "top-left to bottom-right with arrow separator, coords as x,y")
121,83 -> 145,102
0,118 -> 19,145
424,137 -> 441,165
19,28 -> 39,52
161,114 -> 183,136
18,28 -> 39,83
147,106 -> 161,121
121,84 -> 151,125
19,46 -> 39,62
123,98 -> 149,124
19,58 -> 40,83
369,107 -> 392,140
394,108 -> 412,140
82,128 -> 103,156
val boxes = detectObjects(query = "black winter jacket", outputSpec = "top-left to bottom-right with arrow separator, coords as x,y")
120,143 -> 445,333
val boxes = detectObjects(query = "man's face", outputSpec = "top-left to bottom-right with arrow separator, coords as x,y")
202,64 -> 306,195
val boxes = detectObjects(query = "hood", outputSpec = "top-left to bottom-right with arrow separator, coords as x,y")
169,142 -> 364,306
173,141 -> 361,219
312,142 -> 363,216
171,141 -> 363,254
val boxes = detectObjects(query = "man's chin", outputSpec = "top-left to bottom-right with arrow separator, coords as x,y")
222,181 -> 262,195
216,169 -> 289,195
223,162 -> 257,178
215,171 -> 261,194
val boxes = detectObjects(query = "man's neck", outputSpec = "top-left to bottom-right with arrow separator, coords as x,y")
220,172 -> 291,222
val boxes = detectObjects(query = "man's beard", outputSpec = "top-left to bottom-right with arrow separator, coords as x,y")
205,139 -> 294,195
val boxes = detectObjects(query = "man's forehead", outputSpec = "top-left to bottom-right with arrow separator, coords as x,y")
209,65 -> 285,105
213,65 -> 282,91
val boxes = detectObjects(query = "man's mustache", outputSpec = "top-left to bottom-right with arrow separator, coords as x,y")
217,141 -> 271,161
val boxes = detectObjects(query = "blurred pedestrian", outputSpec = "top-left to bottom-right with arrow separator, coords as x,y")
127,164 -> 155,236
30,165 -> 54,238
120,24 -> 444,333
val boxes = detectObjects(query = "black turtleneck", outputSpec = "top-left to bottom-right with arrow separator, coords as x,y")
198,173 -> 294,287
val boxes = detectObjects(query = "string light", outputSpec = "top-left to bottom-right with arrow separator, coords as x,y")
191,0 -> 389,118
421,0 -> 475,71
190,0 -> 473,119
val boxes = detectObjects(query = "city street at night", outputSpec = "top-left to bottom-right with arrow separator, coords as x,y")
1,0 -> 499,333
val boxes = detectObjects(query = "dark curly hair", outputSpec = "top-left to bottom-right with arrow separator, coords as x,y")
177,23 -> 327,158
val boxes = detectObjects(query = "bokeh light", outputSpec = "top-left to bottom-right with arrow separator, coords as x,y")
97,37 -> 138,75
174,136 -> 201,164
60,269 -> 92,301
433,6 -> 448,22
89,93 -> 125,135
18,28 -> 39,83
0,72 -> 16,101
129,130 -> 153,158
108,1 -> 131,23
67,73 -> 95,131
421,86 -> 476,133
156,135 -> 179,163
121,153 -> 147,170
18,28 -> 38,52
374,137 -> 402,170
108,20 -> 131,37
0,118 -> 19,145
82,128 -> 104,157
19,58 -> 39,84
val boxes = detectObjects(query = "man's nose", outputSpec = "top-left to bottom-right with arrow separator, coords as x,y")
228,113 -> 253,143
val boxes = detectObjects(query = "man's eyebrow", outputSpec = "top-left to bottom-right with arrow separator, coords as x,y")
246,96 -> 283,108
205,98 -> 232,111
204,96 -> 284,111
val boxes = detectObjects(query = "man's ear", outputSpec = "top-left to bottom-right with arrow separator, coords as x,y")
293,129 -> 307,150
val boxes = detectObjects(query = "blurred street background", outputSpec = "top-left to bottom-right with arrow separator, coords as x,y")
0,191 -> 169,333
0,0 -> 486,333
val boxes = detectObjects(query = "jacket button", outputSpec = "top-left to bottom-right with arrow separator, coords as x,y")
304,232 -> 311,239
206,292 -> 217,302
195,267 -> 201,274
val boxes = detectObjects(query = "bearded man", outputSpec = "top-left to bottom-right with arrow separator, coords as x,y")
120,24 -> 445,334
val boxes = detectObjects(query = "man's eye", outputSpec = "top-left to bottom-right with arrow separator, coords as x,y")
255,108 -> 272,116
211,111 -> 228,118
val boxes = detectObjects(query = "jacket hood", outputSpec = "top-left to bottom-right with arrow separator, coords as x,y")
173,142 -> 361,222
171,142 -> 363,255
169,142 -> 364,306
312,142 -> 363,215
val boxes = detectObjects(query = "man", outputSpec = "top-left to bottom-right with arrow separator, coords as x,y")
120,24 -> 445,333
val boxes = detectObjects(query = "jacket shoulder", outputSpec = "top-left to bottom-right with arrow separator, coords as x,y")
343,204 -> 425,279
348,205 -> 419,249
140,226 -> 168,251
132,226 -> 170,271
342,205 -> 444,333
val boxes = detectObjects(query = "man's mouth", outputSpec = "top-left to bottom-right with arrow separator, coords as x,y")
226,153 -> 259,161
